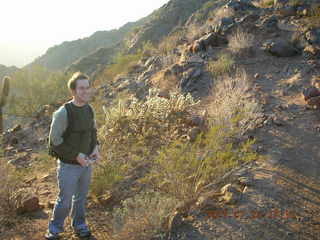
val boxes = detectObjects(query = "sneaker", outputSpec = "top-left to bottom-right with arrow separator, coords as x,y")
74,229 -> 91,238
45,231 -> 60,240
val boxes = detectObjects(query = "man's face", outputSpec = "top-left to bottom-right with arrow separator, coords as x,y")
73,79 -> 91,103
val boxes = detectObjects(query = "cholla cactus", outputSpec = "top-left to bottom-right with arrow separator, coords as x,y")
0,76 -> 10,133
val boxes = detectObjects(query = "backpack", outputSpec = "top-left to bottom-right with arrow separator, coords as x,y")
48,102 -> 94,159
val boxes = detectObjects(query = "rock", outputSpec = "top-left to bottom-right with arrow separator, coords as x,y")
262,39 -> 299,57
219,183 -> 241,205
196,193 -> 220,210
306,96 -> 320,108
10,137 -> 19,145
179,66 -> 204,94
8,152 -> 30,166
164,211 -> 184,235
188,127 -> 202,142
261,15 -> 278,31
169,64 -> 184,75
196,32 -> 228,51
303,44 -> 320,60
213,17 -> 235,33
296,6 -> 309,16
10,188 -> 40,214
8,124 -> 22,133
254,73 -> 260,78
302,86 -> 320,101
238,176 -> 253,187
276,6 -> 296,17
225,0 -> 257,11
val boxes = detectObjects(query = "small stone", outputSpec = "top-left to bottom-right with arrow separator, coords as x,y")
40,174 -> 50,182
254,73 -> 260,78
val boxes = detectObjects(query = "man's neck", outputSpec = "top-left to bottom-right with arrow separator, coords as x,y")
72,98 -> 87,107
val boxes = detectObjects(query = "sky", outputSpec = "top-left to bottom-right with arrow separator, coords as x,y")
0,0 -> 170,67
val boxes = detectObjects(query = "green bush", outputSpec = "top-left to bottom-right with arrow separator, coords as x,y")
7,65 -> 70,117
98,88 -> 199,167
146,122 -> 257,201
97,51 -> 143,84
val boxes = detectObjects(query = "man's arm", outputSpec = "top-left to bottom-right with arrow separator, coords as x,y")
49,106 -> 80,164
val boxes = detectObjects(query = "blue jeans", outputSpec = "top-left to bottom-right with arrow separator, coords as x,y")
48,159 -> 92,234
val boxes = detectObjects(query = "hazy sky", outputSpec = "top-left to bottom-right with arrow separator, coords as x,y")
0,0 -> 170,67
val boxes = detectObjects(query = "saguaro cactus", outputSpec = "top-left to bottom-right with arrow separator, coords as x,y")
0,76 -> 10,133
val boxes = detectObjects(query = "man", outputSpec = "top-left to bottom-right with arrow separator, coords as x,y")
45,72 -> 101,240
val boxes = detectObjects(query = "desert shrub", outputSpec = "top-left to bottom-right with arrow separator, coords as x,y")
255,0 -> 274,8
112,191 -> 178,240
90,150 -> 125,198
207,53 -> 235,77
193,0 -> 219,23
0,147 -> 23,223
228,28 -> 255,57
146,123 -> 257,201
7,65 -> 70,117
206,69 -> 262,135
158,29 -> 186,55
140,41 -> 159,58
98,88 -> 199,168
98,51 -> 143,83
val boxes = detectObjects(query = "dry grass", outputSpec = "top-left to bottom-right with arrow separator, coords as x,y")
253,0 -> 274,8
158,29 -> 186,55
207,53 -> 235,77
150,69 -> 180,93
208,7 -> 235,26
186,23 -> 208,42
111,191 -> 177,240
0,159 -> 21,223
228,28 -> 255,57
205,69 -> 262,134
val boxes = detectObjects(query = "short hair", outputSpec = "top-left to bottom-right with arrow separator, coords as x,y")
67,72 -> 90,91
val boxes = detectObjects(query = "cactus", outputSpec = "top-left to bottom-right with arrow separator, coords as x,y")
0,76 -> 10,133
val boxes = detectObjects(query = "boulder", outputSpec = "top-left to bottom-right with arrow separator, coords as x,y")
10,188 -> 40,214
261,15 -> 278,30
306,96 -> 320,108
263,39 -> 299,57
219,183 -> 242,205
213,17 -> 235,34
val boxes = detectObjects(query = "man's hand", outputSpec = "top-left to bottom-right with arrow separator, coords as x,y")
76,153 -> 88,167
89,145 -> 101,164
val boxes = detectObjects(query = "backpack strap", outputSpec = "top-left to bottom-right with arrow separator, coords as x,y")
88,104 -> 94,119
63,102 -> 73,139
